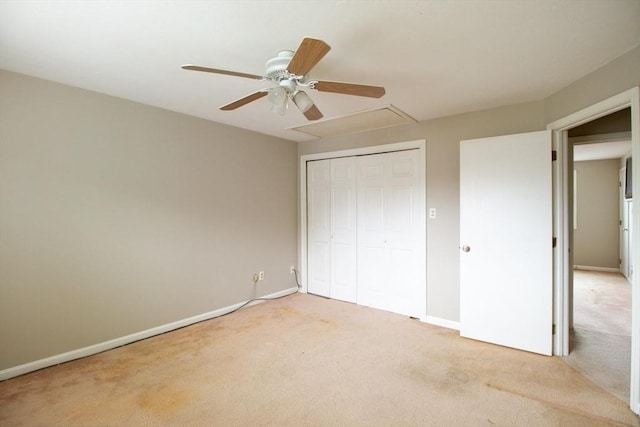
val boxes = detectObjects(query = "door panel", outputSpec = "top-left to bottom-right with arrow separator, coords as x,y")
330,157 -> 357,302
357,150 -> 423,318
460,130 -> 553,355
307,160 -> 331,297
392,187 -> 413,232
331,242 -> 351,293
391,248 -> 414,306
363,188 -> 385,232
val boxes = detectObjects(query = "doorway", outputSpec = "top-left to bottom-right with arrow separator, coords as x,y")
548,87 -> 640,414
567,111 -> 633,400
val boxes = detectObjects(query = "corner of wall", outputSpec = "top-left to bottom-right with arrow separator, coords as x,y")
544,45 -> 640,124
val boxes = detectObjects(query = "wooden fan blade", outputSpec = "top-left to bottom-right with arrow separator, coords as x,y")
287,38 -> 331,76
313,81 -> 385,98
220,91 -> 268,110
182,65 -> 263,80
303,104 -> 323,121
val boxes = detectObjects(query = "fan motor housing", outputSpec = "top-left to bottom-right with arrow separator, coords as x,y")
265,50 -> 294,81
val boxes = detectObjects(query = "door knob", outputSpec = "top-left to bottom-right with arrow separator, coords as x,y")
461,245 -> 471,253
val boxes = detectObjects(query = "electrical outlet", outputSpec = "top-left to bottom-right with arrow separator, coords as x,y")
290,265 -> 295,274
259,271 -> 265,281
252,273 -> 259,284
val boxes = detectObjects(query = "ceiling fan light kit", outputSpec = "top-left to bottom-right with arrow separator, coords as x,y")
182,37 -> 386,121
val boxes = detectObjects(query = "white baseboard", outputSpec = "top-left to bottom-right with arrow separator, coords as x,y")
573,265 -> 621,273
424,315 -> 460,331
0,287 -> 298,381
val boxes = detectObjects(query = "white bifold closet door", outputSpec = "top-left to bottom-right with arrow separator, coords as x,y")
307,157 -> 357,303
357,150 -> 423,318
307,149 -> 423,318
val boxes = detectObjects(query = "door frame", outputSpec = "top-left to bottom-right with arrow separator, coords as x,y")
620,167 -> 631,281
299,139 -> 427,319
548,86 -> 639,414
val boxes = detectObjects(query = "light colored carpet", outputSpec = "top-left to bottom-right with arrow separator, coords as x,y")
565,270 -> 632,402
1,292 -> 639,426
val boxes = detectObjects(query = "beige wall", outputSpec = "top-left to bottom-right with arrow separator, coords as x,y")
0,70 -> 298,370
299,45 -> 640,324
544,45 -> 640,124
573,159 -> 621,268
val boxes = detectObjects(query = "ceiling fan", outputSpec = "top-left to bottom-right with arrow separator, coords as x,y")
181,37 -> 385,121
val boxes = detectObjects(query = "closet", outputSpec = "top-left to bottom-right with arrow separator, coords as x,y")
306,148 -> 425,318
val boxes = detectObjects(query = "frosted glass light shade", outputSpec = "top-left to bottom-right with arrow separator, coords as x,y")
293,91 -> 314,113
271,101 -> 287,115
267,86 -> 287,107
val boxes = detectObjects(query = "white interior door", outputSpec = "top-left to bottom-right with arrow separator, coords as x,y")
357,150 -> 424,318
460,130 -> 553,355
330,157 -> 357,303
307,160 -> 331,297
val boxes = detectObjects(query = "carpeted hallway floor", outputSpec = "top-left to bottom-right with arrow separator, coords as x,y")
564,269 -> 633,402
1,292 -> 638,426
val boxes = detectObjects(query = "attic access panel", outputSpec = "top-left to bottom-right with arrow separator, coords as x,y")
292,105 -> 416,138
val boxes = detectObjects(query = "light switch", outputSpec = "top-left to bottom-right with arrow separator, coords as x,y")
429,208 -> 437,219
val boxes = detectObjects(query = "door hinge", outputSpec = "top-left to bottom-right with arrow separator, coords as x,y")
552,150 -> 557,161
552,237 -> 557,248
619,258 -> 622,265
552,324 -> 556,335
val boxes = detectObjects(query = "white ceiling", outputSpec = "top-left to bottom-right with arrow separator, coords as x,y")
1,1 -> 639,142
574,140 -> 632,162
